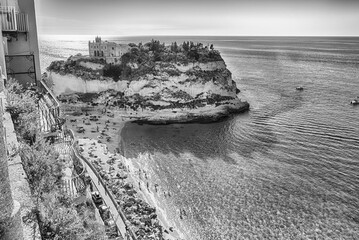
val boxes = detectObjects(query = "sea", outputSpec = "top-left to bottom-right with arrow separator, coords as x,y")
39,36 -> 359,240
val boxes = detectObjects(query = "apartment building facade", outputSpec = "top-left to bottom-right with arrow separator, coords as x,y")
0,0 -> 41,86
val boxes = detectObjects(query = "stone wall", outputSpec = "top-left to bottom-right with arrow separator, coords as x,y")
0,81 -> 40,240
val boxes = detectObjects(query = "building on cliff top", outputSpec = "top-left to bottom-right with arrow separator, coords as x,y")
88,36 -> 130,64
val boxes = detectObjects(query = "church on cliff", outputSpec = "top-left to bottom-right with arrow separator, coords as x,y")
88,36 -> 130,64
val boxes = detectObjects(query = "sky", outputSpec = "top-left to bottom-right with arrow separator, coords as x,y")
35,0 -> 359,36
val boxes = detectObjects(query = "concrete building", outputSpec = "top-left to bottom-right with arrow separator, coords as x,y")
0,32 -> 24,240
0,0 -> 41,86
0,0 -> 42,239
89,36 -> 129,64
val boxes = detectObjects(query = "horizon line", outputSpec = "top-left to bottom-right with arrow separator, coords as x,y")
39,34 -> 359,38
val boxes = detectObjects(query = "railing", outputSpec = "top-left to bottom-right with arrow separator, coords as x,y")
37,80 -> 86,200
0,6 -> 28,32
38,79 -> 136,239
60,135 -> 87,200
38,80 -> 61,132
67,130 -> 87,197
68,129 -> 137,240
38,79 -> 60,116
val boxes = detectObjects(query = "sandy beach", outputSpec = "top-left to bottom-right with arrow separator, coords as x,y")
62,103 -> 186,240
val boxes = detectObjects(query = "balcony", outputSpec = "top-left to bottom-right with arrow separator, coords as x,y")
0,6 -> 28,33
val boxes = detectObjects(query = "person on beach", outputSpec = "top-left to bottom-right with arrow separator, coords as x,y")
138,182 -> 141,190
154,183 -> 158,192
146,182 -> 150,191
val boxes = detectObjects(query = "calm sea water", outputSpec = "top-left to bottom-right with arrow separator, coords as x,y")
40,36 -> 359,239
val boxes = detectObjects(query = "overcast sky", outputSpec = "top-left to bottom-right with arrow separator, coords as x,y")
35,0 -> 359,36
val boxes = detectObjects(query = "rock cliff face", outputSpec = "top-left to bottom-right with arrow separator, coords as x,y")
47,41 -> 249,123
50,60 -> 235,97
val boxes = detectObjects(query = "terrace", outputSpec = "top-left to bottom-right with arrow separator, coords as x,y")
0,6 -> 28,34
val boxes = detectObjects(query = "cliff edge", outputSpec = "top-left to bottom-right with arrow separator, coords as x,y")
46,40 -> 249,124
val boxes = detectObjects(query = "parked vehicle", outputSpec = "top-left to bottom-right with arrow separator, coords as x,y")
91,191 -> 103,205
104,219 -> 118,238
89,115 -> 99,121
98,204 -> 110,220
76,126 -> 85,133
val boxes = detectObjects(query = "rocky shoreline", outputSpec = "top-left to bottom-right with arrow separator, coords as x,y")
79,139 -> 168,239
132,102 -> 250,125
63,104 -> 186,240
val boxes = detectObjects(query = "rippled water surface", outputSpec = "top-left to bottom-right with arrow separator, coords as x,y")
40,36 -> 359,239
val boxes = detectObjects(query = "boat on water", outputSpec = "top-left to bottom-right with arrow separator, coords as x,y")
296,86 -> 304,91
350,99 -> 359,105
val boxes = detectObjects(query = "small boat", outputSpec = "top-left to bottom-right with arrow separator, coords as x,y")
296,86 -> 304,91
350,99 -> 359,105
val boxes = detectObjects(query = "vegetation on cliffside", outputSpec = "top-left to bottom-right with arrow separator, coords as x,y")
47,39 -> 224,82
5,80 -> 105,240
48,40 -> 249,122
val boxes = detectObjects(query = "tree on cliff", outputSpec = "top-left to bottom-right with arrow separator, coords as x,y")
171,42 -> 179,53
182,41 -> 189,52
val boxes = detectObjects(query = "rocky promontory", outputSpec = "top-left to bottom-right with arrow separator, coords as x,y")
46,40 -> 249,123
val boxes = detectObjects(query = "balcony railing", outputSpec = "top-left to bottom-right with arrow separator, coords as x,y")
0,6 -> 28,32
